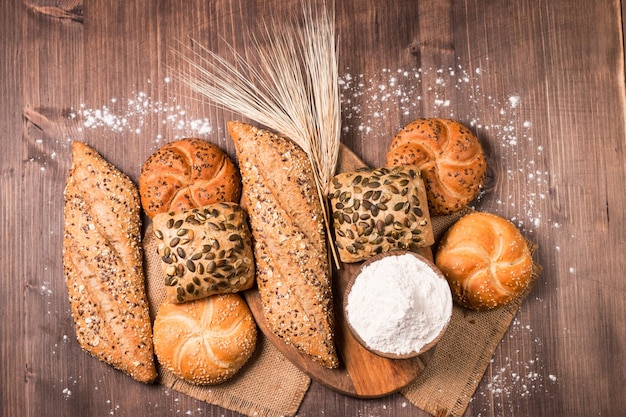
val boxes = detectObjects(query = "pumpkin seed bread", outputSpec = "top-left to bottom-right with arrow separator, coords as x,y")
228,121 -> 339,369
330,166 -> 435,263
63,142 -> 157,383
152,202 -> 255,303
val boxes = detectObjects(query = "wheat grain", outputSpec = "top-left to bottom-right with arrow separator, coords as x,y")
173,2 -> 341,266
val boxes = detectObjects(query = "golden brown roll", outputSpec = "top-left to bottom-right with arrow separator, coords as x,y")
435,212 -> 533,310
139,138 -> 241,218
63,142 -> 157,383
153,294 -> 257,385
386,118 -> 487,215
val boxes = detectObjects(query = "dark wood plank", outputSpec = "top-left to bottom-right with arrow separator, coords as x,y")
1,2 -> 27,417
2,0 -> 626,416
19,2 -> 86,417
455,2 -> 626,416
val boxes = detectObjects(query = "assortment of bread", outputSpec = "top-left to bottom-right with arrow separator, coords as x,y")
62,116 -> 535,388
152,202 -> 255,303
386,118 -> 487,215
329,165 -> 434,262
435,212 -> 534,310
153,294 -> 257,385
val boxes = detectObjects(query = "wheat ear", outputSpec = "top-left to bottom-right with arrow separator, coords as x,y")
173,2 -> 341,267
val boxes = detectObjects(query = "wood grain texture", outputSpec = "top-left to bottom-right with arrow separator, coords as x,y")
1,2 -> 26,417
2,0 -> 625,416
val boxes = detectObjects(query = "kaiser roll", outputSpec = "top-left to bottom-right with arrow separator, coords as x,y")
139,138 -> 241,218
386,118 -> 487,215
153,294 -> 257,385
435,212 -> 533,310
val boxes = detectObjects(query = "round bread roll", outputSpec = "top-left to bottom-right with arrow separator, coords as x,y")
435,212 -> 533,310
153,294 -> 257,385
139,138 -> 241,218
386,118 -> 487,215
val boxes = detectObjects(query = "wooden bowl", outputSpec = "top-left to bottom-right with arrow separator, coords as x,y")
343,250 -> 453,360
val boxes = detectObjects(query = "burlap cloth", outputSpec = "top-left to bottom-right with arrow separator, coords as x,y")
143,225 -> 310,417
142,207 -> 541,417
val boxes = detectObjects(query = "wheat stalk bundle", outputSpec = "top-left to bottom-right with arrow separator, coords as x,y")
173,2 -> 341,266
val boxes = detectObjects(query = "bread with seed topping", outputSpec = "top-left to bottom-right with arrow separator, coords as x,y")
151,202 -> 255,303
329,165 -> 434,263
227,121 -> 339,369
139,138 -> 241,218
386,118 -> 487,215
63,141 -> 157,383
153,294 -> 257,385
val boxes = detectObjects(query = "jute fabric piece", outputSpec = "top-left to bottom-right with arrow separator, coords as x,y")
402,208 -> 542,417
143,226 -> 310,417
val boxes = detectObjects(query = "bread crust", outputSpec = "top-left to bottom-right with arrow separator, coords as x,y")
152,202 -> 255,303
227,121 -> 339,368
329,165 -> 434,263
386,118 -> 487,215
435,212 -> 533,310
153,294 -> 257,385
63,142 -> 157,383
139,138 -> 241,218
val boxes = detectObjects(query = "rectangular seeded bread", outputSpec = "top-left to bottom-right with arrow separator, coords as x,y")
329,166 -> 435,262
228,121 -> 339,369
63,142 -> 157,383
151,203 -> 255,303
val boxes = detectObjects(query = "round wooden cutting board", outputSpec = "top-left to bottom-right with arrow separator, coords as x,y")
243,145 -> 433,398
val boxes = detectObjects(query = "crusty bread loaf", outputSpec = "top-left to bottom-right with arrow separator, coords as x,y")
435,212 -> 533,310
152,202 -> 255,303
63,142 -> 157,383
329,165 -> 434,263
153,294 -> 257,385
139,138 -> 241,218
227,121 -> 339,369
386,118 -> 487,215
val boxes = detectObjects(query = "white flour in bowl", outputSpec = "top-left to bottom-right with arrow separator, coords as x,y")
346,253 -> 452,355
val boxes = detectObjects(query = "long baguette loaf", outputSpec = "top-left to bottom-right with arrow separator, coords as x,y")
228,121 -> 339,368
63,142 -> 157,383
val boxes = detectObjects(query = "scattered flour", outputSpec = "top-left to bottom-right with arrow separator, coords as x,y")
69,87 -> 213,150
338,65 -> 551,234
39,281 -> 53,296
471,317 -> 558,414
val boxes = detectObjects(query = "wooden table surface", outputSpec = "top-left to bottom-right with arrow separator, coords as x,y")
2,1 -> 625,416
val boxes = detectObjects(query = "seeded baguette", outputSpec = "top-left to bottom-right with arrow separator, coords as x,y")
152,203 -> 255,303
228,121 -> 339,369
63,142 -> 157,384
